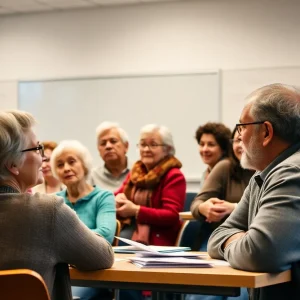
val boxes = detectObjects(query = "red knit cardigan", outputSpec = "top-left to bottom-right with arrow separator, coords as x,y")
115,168 -> 186,246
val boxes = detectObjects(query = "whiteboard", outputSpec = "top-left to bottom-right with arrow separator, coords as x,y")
222,66 -> 300,129
18,72 -> 220,181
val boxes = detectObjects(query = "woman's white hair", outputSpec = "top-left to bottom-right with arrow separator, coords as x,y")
51,140 -> 93,179
140,124 -> 175,156
0,110 -> 36,181
96,121 -> 129,143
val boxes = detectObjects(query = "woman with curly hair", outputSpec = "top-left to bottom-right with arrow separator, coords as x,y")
195,122 -> 232,189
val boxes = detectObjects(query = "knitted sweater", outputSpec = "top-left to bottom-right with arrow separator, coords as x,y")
0,192 -> 114,299
57,186 -> 116,244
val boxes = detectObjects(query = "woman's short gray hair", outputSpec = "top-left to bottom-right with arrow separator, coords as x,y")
0,110 -> 35,181
51,140 -> 93,179
140,124 -> 175,156
247,83 -> 300,143
96,121 -> 129,144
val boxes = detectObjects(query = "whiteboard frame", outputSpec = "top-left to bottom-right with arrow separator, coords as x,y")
18,69 -> 221,182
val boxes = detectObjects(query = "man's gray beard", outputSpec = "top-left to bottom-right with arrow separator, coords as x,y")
240,137 -> 261,171
240,152 -> 255,170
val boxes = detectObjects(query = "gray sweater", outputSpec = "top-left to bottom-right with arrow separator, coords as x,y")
208,142 -> 300,299
0,192 -> 114,300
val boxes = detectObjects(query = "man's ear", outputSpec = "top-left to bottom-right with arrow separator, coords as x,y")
6,163 -> 19,176
262,121 -> 273,147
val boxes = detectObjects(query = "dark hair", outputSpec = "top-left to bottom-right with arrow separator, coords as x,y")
195,122 -> 232,157
229,127 -> 242,181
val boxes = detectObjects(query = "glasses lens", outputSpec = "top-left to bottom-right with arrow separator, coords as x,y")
138,143 -> 151,150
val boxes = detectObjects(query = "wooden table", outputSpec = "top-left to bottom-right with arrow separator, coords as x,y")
70,253 -> 291,299
179,211 -> 194,220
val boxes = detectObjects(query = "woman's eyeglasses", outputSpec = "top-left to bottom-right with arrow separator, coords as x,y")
21,143 -> 44,157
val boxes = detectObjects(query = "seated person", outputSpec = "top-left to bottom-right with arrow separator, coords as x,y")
0,110 -> 113,300
115,124 -> 186,246
191,127 -> 255,251
32,140 -> 64,194
185,127 -> 254,300
115,124 -> 186,300
195,122 -> 231,189
51,140 -> 116,300
90,121 -> 130,191
208,84 -> 300,300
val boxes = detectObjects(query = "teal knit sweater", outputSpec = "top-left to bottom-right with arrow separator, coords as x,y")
57,186 -> 116,244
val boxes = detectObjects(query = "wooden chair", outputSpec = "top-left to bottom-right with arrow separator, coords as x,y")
112,219 -> 121,246
0,269 -> 50,300
112,220 -> 122,300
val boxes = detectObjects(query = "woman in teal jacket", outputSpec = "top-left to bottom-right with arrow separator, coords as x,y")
51,140 -> 116,300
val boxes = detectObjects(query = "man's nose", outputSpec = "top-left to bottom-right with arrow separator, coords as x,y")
105,141 -> 113,148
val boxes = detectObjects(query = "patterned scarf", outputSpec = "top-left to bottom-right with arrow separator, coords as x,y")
122,155 -> 182,245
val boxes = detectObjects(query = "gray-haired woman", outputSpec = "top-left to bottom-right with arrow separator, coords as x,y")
51,139 -> 117,300
115,124 -> 186,246
0,110 -> 114,300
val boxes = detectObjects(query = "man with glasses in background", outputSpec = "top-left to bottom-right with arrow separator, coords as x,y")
90,121 -> 130,192
208,83 -> 300,300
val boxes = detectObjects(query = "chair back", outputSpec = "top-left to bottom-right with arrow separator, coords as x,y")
176,220 -> 203,249
184,192 -> 197,211
112,219 -> 121,246
0,269 -> 50,300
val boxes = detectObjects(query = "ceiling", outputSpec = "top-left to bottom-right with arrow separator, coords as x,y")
0,0 -> 183,15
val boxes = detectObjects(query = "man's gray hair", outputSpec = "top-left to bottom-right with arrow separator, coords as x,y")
51,140 -> 93,179
247,83 -> 300,143
140,124 -> 175,156
96,121 -> 129,144
0,110 -> 36,181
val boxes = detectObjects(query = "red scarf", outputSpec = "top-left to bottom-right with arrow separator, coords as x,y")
122,156 -> 182,244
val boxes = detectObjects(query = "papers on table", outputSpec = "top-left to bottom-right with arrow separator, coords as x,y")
128,257 -> 213,268
113,237 -> 229,269
134,251 -> 203,258
113,237 -> 192,255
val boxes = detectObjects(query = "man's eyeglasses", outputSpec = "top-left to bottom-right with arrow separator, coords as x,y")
137,143 -> 165,150
235,121 -> 266,135
21,143 -> 44,157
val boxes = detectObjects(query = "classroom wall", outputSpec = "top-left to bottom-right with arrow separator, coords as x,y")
0,0 -> 299,191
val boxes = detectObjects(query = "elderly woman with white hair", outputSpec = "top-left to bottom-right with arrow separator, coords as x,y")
0,110 -> 114,300
51,140 -> 116,300
115,124 -> 186,246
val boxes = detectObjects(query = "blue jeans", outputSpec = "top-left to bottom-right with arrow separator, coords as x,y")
71,286 -> 112,300
185,288 -> 249,300
186,224 -> 249,300
119,290 -> 143,300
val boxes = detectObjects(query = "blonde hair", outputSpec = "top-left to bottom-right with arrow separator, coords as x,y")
0,110 -> 36,180
43,141 -> 58,152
